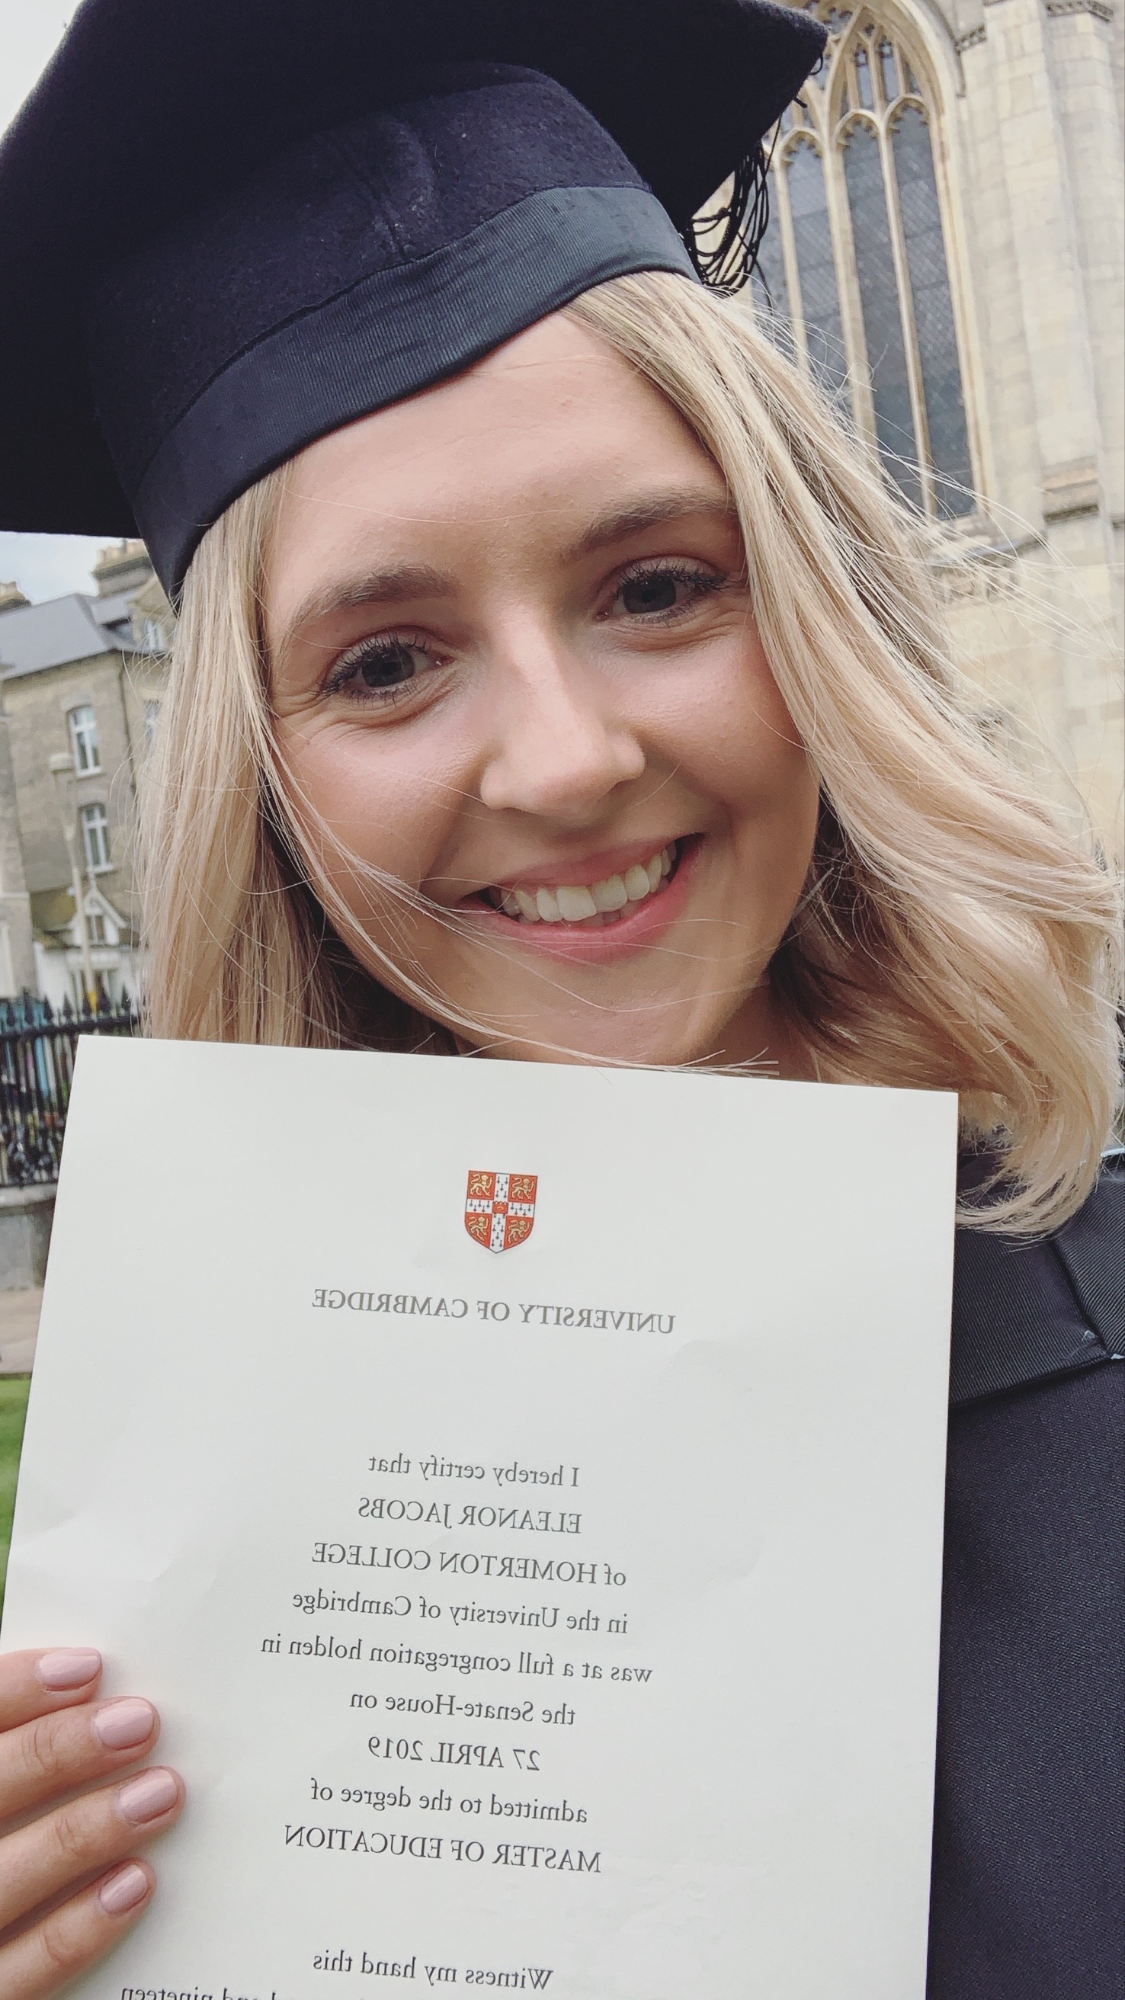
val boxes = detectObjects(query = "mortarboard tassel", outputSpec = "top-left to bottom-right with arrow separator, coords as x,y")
683,143 -> 771,293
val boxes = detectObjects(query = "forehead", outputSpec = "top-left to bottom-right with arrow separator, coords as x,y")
267,312 -> 721,580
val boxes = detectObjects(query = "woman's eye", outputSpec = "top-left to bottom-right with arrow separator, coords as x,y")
356,640 -> 426,689
327,636 -> 439,703
612,564 -> 724,622
621,572 -> 680,615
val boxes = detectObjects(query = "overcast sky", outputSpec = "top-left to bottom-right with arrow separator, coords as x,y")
0,0 -> 71,132
0,2 -> 111,602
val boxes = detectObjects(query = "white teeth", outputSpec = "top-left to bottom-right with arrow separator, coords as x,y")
592,874 -> 629,912
492,843 -> 678,926
556,884 -> 598,921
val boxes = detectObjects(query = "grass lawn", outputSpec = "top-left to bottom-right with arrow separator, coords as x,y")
0,1376 -> 31,1621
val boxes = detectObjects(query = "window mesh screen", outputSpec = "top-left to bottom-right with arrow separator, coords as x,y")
744,11 -> 977,521
892,105 -> 974,515
750,195 -> 793,355
842,120 -> 922,508
786,138 -> 849,396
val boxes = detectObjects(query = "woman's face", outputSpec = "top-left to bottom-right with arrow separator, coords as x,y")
266,313 -> 819,1066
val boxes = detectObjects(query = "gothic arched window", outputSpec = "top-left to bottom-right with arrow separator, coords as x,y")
750,7 -> 975,519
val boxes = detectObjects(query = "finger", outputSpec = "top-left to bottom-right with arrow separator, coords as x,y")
0,1652 -> 103,1733
0,1696 -> 160,1823
0,1860 -> 154,2000
0,1767 -> 182,1933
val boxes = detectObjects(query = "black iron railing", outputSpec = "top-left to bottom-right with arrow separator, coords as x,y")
0,992 -> 139,1188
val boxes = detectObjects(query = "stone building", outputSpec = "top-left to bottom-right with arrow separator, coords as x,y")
750,0 -> 1123,848
0,543 -> 168,1003
0,701 -> 36,999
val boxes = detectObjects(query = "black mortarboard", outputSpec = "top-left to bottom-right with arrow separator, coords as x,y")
0,0 -> 824,595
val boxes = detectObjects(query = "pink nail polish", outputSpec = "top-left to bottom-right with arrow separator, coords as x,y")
118,1768 -> 179,1823
36,1647 -> 102,1690
98,1862 -> 150,1916
93,1698 -> 156,1750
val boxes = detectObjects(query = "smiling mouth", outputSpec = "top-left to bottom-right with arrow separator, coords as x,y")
478,841 -> 682,930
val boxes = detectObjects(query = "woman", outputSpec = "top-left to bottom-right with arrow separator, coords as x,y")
0,0 -> 1120,1991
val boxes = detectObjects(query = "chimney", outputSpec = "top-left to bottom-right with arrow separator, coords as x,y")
0,581 -> 29,611
91,539 -> 154,597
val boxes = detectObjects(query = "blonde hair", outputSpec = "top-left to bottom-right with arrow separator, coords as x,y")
142,270 -> 1122,1234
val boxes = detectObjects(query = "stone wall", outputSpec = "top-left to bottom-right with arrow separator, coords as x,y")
1,649 -> 143,922
932,0 -> 1123,844
0,1185 -> 54,1290
0,713 -> 35,994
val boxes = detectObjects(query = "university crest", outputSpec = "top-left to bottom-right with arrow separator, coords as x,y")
465,1170 -> 537,1253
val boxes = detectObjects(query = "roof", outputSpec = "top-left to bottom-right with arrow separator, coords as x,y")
30,883 -> 138,948
88,589 -> 135,649
0,586 -> 153,676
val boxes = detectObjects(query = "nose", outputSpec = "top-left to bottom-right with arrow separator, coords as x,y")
478,630 -> 646,822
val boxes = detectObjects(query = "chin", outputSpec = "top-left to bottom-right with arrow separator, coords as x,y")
448,996 -> 751,1070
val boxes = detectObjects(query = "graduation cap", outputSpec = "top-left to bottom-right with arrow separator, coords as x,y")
0,0 -> 825,596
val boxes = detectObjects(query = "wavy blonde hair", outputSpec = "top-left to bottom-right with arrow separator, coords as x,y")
142,270 -> 1122,1233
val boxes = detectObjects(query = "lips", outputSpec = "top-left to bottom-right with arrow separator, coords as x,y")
450,835 -> 698,962
484,843 -> 677,930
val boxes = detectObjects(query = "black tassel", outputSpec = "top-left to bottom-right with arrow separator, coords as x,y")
683,142 -> 772,295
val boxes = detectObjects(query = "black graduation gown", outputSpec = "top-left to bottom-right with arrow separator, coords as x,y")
927,1148 -> 1124,1997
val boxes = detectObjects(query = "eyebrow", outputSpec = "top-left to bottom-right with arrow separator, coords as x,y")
273,562 -> 455,667
566,486 -> 737,562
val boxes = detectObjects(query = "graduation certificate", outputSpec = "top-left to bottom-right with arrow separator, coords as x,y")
2,1038 -> 957,1998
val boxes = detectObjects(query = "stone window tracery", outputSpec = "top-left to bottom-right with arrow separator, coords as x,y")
751,6 -> 975,518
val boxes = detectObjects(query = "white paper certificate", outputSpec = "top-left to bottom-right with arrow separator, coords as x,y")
2,1039 -> 957,1999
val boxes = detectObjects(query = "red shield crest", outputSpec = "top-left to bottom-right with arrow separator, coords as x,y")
465,1170 -> 537,1253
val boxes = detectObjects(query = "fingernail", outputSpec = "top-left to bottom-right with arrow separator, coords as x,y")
36,1647 -> 102,1690
93,1698 -> 156,1751
118,1768 -> 178,1823
98,1862 -> 150,1916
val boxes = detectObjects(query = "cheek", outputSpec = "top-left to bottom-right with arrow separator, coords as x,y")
274,720 -> 459,896
666,640 -> 818,839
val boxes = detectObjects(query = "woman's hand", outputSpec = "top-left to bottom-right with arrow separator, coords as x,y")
0,1647 -> 183,1996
